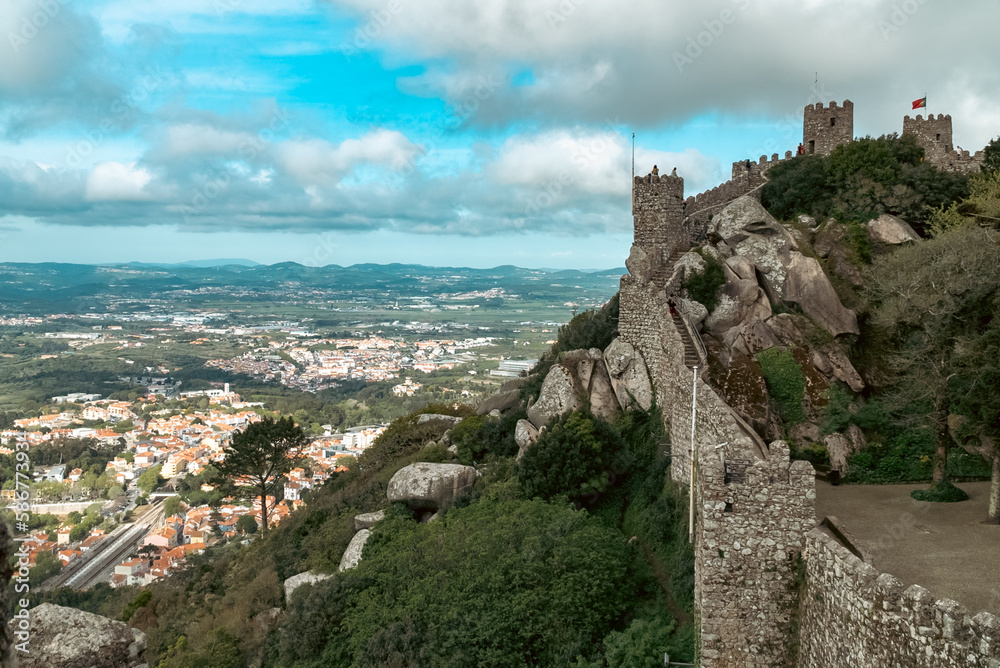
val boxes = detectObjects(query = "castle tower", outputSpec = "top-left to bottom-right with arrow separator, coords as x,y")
632,169 -> 686,266
902,113 -> 954,165
803,100 -> 854,156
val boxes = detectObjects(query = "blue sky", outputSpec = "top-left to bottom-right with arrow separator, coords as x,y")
1,0 -> 998,269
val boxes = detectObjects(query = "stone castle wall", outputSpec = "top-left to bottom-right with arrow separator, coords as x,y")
903,113 -> 954,164
618,272 -> 759,484
623,106 -> 996,662
632,172 -> 686,266
797,529 -> 1000,667
903,113 -> 984,173
683,152 -> 795,234
803,100 -> 854,156
698,441 -> 816,667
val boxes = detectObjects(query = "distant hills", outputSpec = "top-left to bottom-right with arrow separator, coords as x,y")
0,261 -> 625,315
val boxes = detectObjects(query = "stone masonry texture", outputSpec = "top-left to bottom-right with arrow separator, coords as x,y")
620,99 -> 996,664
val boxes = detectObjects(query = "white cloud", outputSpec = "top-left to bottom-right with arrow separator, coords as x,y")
279,130 -> 425,187
85,161 -> 153,201
489,129 -> 721,198
159,124 -> 256,159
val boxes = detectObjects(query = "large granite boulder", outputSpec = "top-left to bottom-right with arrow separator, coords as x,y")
515,419 -> 540,460
338,529 -> 371,571
354,510 -> 385,530
821,344 -> 865,392
710,196 -> 798,297
603,338 -> 653,410
10,603 -> 146,668
782,251 -> 859,337
867,213 -> 920,245
387,463 -> 478,511
527,364 -> 580,429
284,571 -> 333,601
823,432 -> 856,473
476,390 -> 521,415
704,265 -> 779,356
416,413 -> 463,426
589,360 -> 620,423
625,244 -> 653,284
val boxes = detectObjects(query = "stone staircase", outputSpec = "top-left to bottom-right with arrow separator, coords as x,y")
671,309 -> 702,369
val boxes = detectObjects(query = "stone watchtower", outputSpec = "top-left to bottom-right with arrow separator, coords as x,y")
902,113 -> 954,165
631,169 -> 686,268
803,100 -> 853,156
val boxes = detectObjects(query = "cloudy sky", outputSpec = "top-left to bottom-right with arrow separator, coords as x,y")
0,0 -> 998,269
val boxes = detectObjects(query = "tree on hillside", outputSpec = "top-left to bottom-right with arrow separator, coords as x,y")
950,319 -> 1000,522
137,465 -> 163,495
216,416 -> 307,533
867,224 -> 1000,486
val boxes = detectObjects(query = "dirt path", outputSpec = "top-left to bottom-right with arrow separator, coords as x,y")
638,540 -> 693,625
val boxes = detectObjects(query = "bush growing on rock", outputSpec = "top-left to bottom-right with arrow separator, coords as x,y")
756,347 -> 807,426
517,409 -> 631,504
452,408 -> 526,465
681,252 -> 726,313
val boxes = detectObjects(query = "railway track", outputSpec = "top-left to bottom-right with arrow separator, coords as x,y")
40,499 -> 164,591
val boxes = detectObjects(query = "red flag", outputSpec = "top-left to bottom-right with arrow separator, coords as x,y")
912,97 -> 927,110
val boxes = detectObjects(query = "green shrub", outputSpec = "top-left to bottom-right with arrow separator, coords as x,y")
602,617 -> 678,668
269,499 -> 634,668
681,253 -> 726,313
120,589 -> 153,622
761,154 -> 832,220
517,410 -> 632,504
453,409 -> 526,465
911,480 -> 970,503
755,347 -> 806,426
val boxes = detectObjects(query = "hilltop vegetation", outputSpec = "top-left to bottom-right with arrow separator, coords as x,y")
31,303 -> 696,667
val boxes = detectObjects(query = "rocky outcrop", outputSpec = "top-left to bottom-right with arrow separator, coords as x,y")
709,196 -> 798,298
476,388 -> 522,415
338,529 -> 371,572
823,432 -> 856,473
284,571 -> 333,602
527,364 -> 580,428
354,510 -> 385,530
821,345 -> 865,392
515,419 -> 540,460
386,463 -> 478,511
704,260 -> 780,356
11,603 -> 146,668
416,413 -> 463,426
603,338 -> 653,411
867,213 -> 920,245
782,252 -> 860,337
625,244 -> 654,284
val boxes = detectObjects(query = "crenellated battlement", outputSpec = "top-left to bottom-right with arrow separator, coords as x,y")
631,169 -> 686,268
902,112 -> 958,165
804,99 -> 854,156
804,99 -> 855,113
